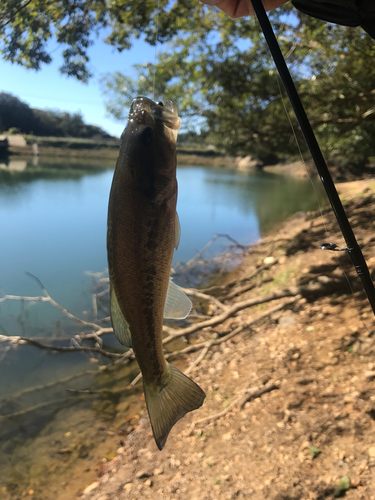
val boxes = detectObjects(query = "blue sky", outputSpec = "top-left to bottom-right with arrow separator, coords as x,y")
0,31 -> 156,137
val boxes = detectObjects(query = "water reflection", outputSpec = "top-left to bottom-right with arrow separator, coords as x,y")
0,156 -> 114,190
0,160 -> 27,171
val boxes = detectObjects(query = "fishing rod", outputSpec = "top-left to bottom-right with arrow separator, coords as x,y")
251,0 -> 375,316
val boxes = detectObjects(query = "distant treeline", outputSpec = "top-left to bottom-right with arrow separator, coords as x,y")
0,92 -> 113,139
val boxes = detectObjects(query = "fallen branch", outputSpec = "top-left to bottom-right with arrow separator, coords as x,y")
131,297 -> 299,386
183,234 -> 248,272
0,335 -> 125,360
180,287 -> 228,311
200,253 -> 278,296
187,381 -> 279,435
162,286 -> 303,345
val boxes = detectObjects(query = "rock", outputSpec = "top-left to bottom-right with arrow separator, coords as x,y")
278,312 -> 296,329
83,481 -> 99,495
123,483 -> 132,492
368,446 -> 375,457
145,479 -> 153,487
154,468 -> 163,476
57,447 -> 73,454
365,371 -> 375,381
136,470 -> 152,479
263,256 -> 276,266
237,156 -> 259,171
317,275 -> 331,284
296,377 -> 315,385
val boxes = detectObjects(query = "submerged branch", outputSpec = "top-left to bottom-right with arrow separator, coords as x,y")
0,335 -> 125,360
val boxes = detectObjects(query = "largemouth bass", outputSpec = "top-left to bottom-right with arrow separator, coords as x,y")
107,97 -> 205,450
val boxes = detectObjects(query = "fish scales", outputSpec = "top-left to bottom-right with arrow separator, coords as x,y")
107,97 -> 205,449
109,172 -> 175,380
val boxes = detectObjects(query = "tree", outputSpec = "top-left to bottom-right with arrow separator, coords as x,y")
101,8 -> 375,164
2,1 -> 375,164
0,92 -> 34,132
0,0 -> 203,82
0,92 -> 112,138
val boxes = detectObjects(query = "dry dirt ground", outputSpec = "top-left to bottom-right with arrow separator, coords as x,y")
78,180 -> 375,500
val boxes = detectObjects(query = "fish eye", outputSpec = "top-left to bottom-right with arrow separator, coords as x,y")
139,127 -> 153,145
158,101 -> 163,106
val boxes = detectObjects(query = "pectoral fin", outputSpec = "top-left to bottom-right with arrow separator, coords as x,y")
174,212 -> 181,250
110,285 -> 132,347
163,279 -> 192,319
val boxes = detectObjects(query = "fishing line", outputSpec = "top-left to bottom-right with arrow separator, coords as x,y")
249,0 -> 375,317
248,4 -> 329,235
153,0 -> 161,100
248,2 -> 373,332
274,74 -> 330,234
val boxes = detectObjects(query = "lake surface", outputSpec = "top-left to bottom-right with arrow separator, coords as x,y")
0,157 -> 327,498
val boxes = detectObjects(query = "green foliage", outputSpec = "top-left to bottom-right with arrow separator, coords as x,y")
0,92 -> 112,138
2,1 -> 375,165
100,4 -> 375,165
309,446 -> 321,459
334,476 -> 350,497
0,0 -> 204,81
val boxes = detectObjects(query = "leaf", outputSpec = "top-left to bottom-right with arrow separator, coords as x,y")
310,446 -> 321,459
334,476 -> 351,497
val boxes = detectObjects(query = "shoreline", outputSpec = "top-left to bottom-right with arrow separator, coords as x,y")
2,177 -> 375,500
76,177 -> 375,500
4,149 -> 310,176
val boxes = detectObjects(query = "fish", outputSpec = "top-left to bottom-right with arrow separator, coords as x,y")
107,96 -> 206,450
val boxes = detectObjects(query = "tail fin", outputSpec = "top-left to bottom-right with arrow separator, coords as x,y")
143,363 -> 205,450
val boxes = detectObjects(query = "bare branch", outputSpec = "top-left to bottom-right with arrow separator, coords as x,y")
162,286 -> 305,345
0,334 -> 125,360
180,287 -> 228,311
186,381 -> 279,435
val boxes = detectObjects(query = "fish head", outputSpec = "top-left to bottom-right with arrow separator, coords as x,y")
121,97 -> 181,182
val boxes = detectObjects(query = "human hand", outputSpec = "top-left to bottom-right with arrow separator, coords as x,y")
200,0 -> 288,18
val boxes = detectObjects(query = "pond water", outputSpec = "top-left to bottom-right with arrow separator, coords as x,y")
0,157 -> 327,498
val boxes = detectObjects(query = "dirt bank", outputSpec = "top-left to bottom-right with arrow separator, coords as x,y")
76,179 -> 375,500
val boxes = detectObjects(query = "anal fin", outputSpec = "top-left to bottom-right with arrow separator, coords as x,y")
110,284 -> 132,347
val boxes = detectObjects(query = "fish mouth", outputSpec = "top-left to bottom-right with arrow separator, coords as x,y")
129,97 -> 181,142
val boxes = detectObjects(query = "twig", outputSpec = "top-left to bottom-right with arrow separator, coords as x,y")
238,383 -> 280,409
180,287 -> 228,311
162,286 -> 303,344
187,381 -> 279,435
66,389 -> 101,394
200,258 -> 277,297
0,335 -> 124,360
0,398 -> 70,420
183,234 -> 247,271
26,272 -> 102,329
131,297 -> 299,386
0,369 -> 98,406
